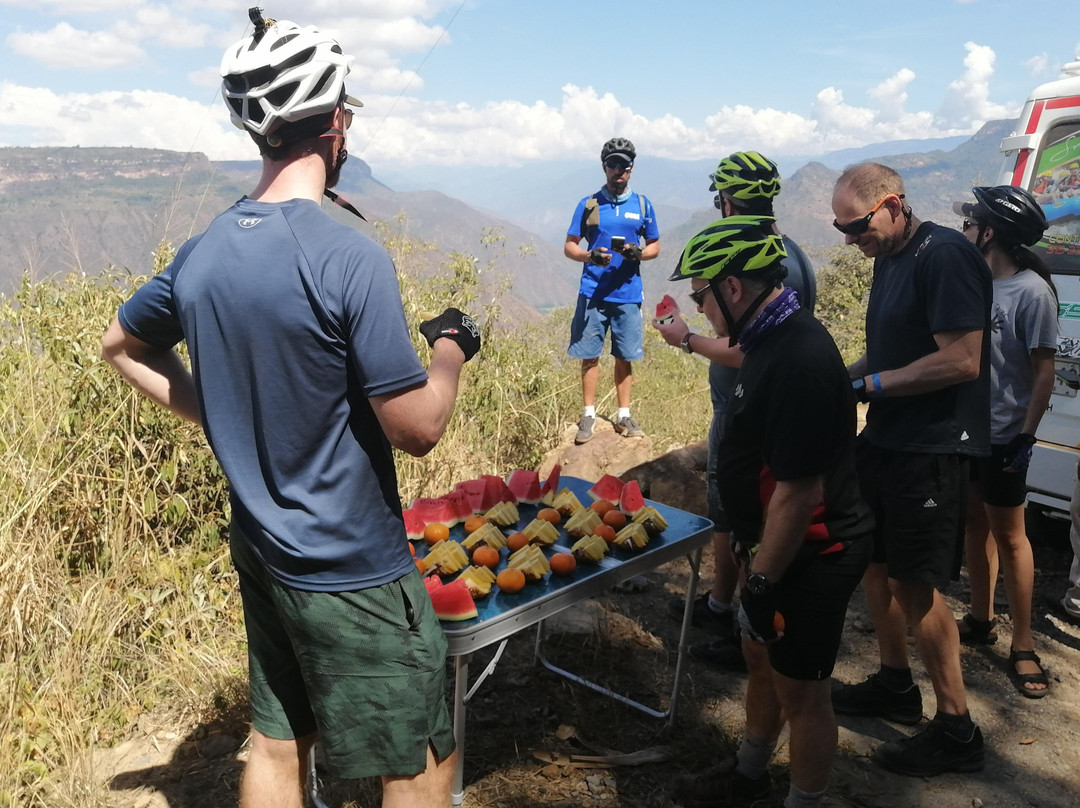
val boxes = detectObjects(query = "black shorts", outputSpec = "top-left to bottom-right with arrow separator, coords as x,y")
763,538 -> 872,681
855,440 -> 968,589
970,444 -> 1028,508
706,411 -> 731,533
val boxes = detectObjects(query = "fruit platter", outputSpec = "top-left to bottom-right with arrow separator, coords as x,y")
401,468 -> 713,650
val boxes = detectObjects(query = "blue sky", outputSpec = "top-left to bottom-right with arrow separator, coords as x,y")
1,0 -> 1078,171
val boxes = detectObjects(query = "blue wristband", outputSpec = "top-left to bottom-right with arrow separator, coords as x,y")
870,373 -> 883,397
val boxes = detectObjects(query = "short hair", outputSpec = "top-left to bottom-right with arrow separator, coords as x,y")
836,163 -> 905,206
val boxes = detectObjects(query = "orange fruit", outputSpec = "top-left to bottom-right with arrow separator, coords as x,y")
472,545 -> 500,570
593,524 -> 616,543
506,532 -> 530,552
423,523 -> 450,546
773,611 -> 786,633
537,508 -> 561,524
590,500 -> 615,516
414,558 -> 425,573
463,515 -> 489,535
409,541 -> 416,556
602,510 -> 627,529
550,553 -> 577,576
496,568 -> 526,594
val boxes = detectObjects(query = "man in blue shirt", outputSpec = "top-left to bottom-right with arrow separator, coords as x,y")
564,137 -> 661,443
101,10 -> 477,808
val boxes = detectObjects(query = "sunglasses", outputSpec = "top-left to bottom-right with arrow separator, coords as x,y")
689,285 -> 710,307
343,108 -> 354,129
833,193 -> 903,236
604,159 -> 633,172
962,218 -> 979,230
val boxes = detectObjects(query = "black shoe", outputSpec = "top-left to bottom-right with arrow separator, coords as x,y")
831,673 -> 923,725
668,594 -> 736,638
873,716 -> 985,776
956,614 -> 998,646
689,637 -> 747,672
672,757 -> 770,808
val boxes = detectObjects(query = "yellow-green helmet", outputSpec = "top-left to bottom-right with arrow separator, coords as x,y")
669,216 -> 787,282
708,151 -> 781,202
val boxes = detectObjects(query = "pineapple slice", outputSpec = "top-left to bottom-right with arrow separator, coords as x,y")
462,522 -> 507,551
564,507 -> 602,538
631,505 -> 668,536
422,540 -> 469,575
612,522 -> 650,551
571,534 -> 608,563
484,501 -> 519,528
522,518 -> 560,547
551,488 -> 583,517
507,544 -> 550,581
457,565 -> 496,598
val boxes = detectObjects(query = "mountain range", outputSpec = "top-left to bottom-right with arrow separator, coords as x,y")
0,119 -> 1016,312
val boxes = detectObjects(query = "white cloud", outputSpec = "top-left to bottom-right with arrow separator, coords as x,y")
7,22 -> 146,70
1024,53 -> 1050,78
936,41 -> 1012,128
868,68 -> 916,122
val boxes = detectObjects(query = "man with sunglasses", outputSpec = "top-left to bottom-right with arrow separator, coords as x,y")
565,137 -> 661,443
829,163 -> 991,777
101,10 -> 473,807
655,152 -> 817,674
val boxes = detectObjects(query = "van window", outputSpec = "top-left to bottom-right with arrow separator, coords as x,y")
1031,120 -> 1080,276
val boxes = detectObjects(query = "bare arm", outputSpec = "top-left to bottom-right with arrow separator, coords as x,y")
639,237 -> 660,261
369,339 -> 466,457
846,354 -> 868,380
751,475 -> 824,581
1021,347 -> 1056,435
860,328 -> 982,398
101,316 -> 202,424
564,234 -> 598,263
652,316 -> 743,368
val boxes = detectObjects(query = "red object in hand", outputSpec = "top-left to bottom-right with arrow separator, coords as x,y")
655,294 -> 678,324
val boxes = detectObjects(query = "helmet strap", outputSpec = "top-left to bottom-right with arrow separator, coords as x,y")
709,276 -> 776,347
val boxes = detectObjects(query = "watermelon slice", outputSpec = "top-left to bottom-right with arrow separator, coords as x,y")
655,294 -> 678,324
454,478 -> 488,513
619,479 -> 646,516
505,469 -> 542,504
402,508 -> 427,540
539,464 -> 561,499
442,489 -> 474,525
424,574 -> 444,594
428,579 -> 478,621
410,496 -> 457,526
587,474 -> 624,504
482,474 -> 518,506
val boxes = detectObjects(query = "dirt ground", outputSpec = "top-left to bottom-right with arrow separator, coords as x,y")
91,508 -> 1080,808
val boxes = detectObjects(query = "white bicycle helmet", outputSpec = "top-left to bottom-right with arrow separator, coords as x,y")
220,9 -> 359,142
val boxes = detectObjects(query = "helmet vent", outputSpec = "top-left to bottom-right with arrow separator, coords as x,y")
276,46 -> 315,73
271,32 -> 299,51
266,82 -> 299,108
309,67 -> 335,100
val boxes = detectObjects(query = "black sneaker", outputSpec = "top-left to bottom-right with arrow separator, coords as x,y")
672,757 -> 770,808
872,716 -> 985,776
668,594 -> 737,638
689,637 -> 747,672
831,673 -> 923,725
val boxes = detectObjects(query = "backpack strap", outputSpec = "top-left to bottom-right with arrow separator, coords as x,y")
580,195 -> 600,243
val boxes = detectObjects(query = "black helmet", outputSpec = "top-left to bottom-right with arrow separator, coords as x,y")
952,185 -> 1048,247
601,137 -> 636,163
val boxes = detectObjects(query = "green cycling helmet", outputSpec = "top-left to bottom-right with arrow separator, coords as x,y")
708,152 -> 781,201
669,216 -> 787,282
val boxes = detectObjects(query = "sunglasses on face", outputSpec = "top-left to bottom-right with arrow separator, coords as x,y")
833,193 -> 903,236
343,108 -> 354,129
689,285 -> 710,306
962,218 -> 978,230
604,159 -> 633,172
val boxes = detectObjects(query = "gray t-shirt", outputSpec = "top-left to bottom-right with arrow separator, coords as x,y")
988,269 -> 1059,442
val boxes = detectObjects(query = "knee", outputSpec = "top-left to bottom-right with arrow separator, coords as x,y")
250,729 -> 315,768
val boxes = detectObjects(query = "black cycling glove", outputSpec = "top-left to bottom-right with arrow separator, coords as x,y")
419,308 -> 481,361
588,247 -> 610,266
621,243 -> 643,262
739,585 -> 780,643
1002,432 -> 1036,472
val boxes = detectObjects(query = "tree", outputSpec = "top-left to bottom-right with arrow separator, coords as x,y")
814,246 -> 873,364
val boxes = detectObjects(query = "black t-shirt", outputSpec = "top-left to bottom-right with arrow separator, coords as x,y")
717,308 -> 873,547
863,221 -> 992,455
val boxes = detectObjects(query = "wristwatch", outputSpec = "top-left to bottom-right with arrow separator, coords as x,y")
851,377 -> 870,404
746,572 -> 772,595
680,332 -> 695,354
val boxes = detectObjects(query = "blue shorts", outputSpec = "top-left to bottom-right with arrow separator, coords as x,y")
567,296 -> 644,361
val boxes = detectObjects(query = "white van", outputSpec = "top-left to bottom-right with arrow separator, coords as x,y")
996,58 -> 1080,514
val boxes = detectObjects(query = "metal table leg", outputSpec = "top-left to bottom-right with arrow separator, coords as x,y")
451,652 -> 470,807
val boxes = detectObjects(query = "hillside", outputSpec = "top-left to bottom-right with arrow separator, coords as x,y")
0,147 -> 579,312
